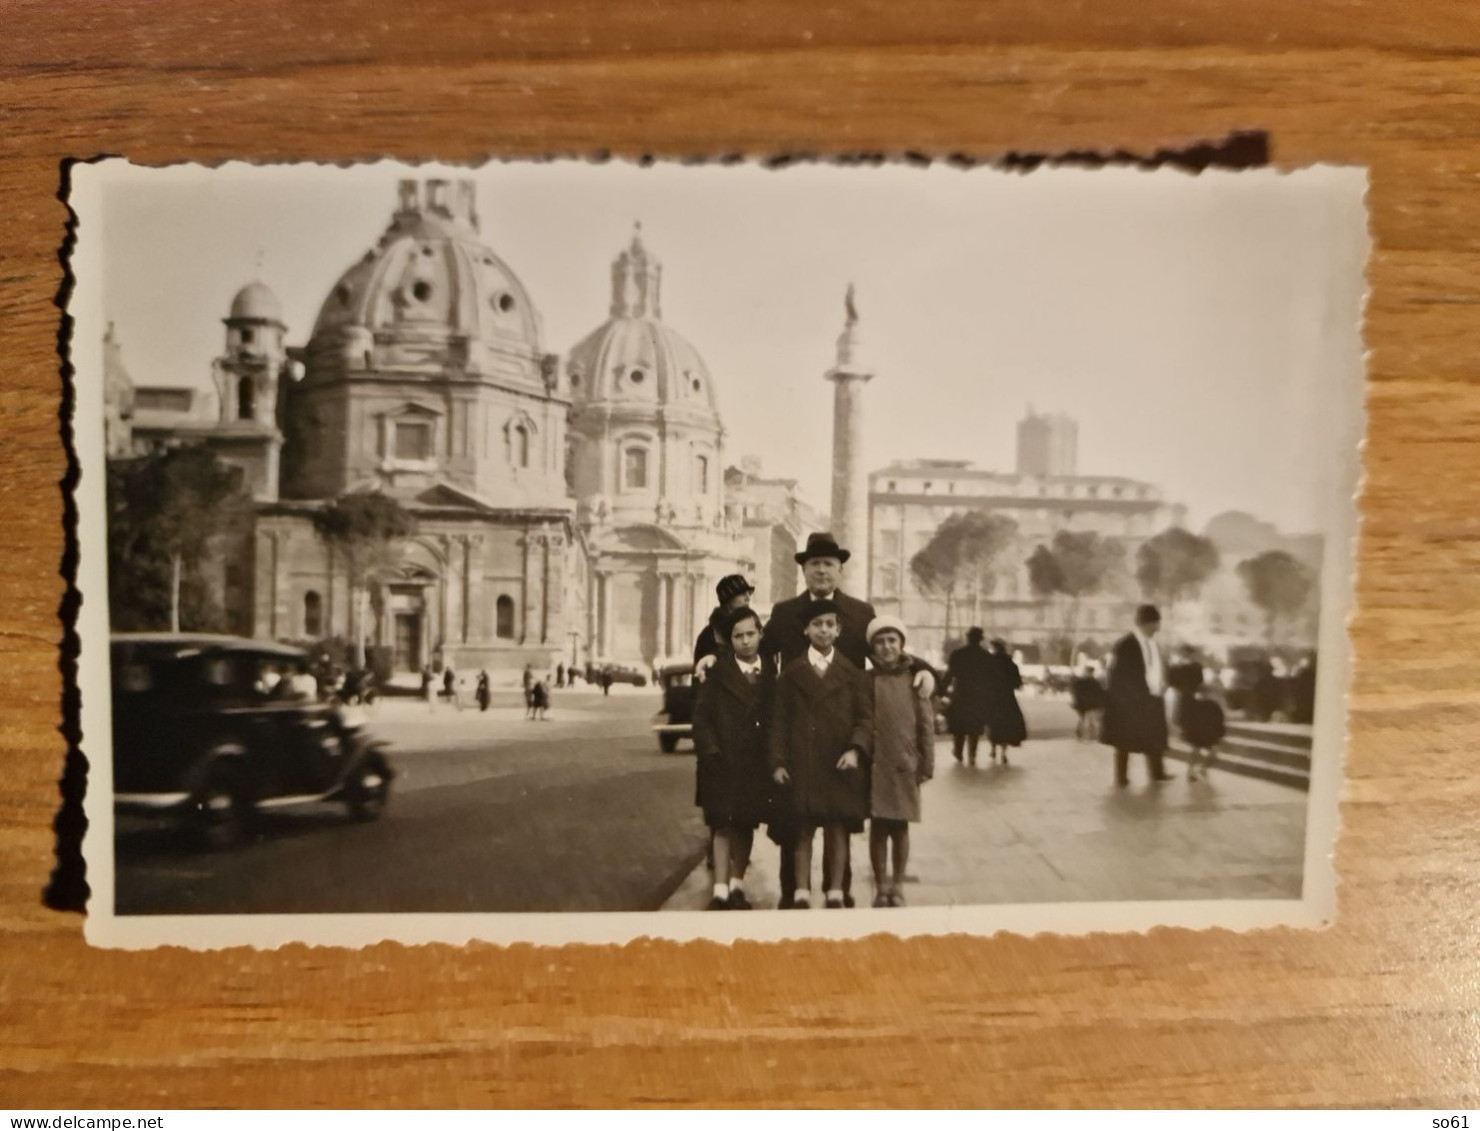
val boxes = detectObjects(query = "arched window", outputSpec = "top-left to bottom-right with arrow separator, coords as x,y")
237,378 -> 255,421
496,595 -> 516,639
514,423 -> 530,468
623,445 -> 649,491
303,591 -> 323,638
695,454 -> 710,495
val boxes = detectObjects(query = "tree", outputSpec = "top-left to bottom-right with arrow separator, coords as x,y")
1236,550 -> 1314,646
909,510 -> 1018,642
1135,527 -> 1220,610
311,492 -> 418,666
1026,530 -> 1125,662
107,445 -> 251,632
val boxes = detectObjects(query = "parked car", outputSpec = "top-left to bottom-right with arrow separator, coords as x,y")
651,662 -> 696,753
602,663 -> 649,688
110,633 -> 394,849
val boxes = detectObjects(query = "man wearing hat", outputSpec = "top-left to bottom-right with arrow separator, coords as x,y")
758,532 -> 934,908
764,533 -> 878,669
693,573 -> 755,665
1102,603 -> 1175,787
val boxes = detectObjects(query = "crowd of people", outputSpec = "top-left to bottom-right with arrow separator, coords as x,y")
682,528 -> 1323,909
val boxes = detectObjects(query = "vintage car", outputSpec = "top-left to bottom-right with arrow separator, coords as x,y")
651,661 -> 696,753
110,633 -> 394,849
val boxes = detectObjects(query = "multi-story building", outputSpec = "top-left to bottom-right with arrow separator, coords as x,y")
868,417 -> 1184,662
723,457 -> 826,614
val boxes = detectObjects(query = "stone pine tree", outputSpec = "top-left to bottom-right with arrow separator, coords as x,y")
311,492 -> 418,667
106,444 -> 251,633
909,510 -> 1018,644
1236,550 -> 1315,647
1133,526 -> 1220,642
1026,530 -> 1125,662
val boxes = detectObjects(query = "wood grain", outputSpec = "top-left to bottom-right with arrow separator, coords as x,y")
4,1 -> 1480,1108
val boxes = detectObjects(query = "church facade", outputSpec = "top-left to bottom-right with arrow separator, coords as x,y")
105,178 -> 755,674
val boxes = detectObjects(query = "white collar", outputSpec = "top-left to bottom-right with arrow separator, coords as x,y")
809,590 -> 836,601
736,655 -> 762,673
808,645 -> 835,669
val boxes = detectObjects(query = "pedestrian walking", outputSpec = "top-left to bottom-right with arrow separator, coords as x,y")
522,662 -> 535,710
1182,688 -> 1227,781
600,667 -> 613,697
442,665 -> 461,710
865,616 -> 934,908
555,661 -> 566,689
943,626 -> 993,766
530,678 -> 550,720
691,606 -> 774,910
1166,645 -> 1201,734
768,599 -> 874,910
476,669 -> 491,712
1070,665 -> 1106,742
983,638 -> 1028,764
1102,604 -> 1173,787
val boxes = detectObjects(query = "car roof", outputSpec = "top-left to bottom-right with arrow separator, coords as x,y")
658,662 -> 695,675
111,633 -> 307,661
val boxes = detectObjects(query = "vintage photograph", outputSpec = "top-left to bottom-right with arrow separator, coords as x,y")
68,159 -> 1367,948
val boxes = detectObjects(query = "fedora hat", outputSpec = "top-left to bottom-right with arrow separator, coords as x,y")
794,532 -> 851,565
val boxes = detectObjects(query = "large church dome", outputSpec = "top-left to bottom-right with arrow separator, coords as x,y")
566,227 -> 719,419
566,228 -> 726,531
304,179 -> 545,384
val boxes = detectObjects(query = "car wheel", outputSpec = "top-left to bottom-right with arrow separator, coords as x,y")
189,763 -> 251,851
346,751 -> 391,822
659,732 -> 679,754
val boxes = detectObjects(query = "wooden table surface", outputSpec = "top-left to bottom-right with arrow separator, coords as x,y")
5,1 -> 1480,1108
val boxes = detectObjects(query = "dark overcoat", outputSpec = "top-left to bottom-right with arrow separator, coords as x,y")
1102,633 -> 1169,754
761,590 -> 877,670
693,605 -> 728,665
691,655 -> 774,829
769,652 -> 874,830
984,653 -> 1028,747
944,642 -> 994,734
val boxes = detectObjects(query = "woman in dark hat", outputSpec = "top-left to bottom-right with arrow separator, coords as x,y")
694,574 -> 755,665
982,638 -> 1028,764
943,626 -> 993,766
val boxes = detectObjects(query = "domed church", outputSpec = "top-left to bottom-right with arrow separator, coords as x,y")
106,178 -> 755,675
566,225 -> 752,666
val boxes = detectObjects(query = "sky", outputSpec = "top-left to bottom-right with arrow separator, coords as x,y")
90,159 -> 1368,533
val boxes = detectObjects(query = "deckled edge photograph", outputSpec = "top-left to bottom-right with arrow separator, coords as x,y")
65,157 -> 1368,949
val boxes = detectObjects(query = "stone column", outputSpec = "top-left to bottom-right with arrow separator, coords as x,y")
655,572 -> 670,660
826,286 -> 875,594
521,529 -> 543,646
597,571 -> 613,659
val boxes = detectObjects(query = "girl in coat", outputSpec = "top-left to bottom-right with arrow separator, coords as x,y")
769,600 -> 874,910
690,606 -> 773,910
866,616 -> 935,907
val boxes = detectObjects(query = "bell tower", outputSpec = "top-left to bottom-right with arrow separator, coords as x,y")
211,281 -> 289,499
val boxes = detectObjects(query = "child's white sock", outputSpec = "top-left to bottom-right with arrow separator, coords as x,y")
794,891 -> 811,907
826,888 -> 844,904
712,882 -> 729,900
729,877 -> 745,894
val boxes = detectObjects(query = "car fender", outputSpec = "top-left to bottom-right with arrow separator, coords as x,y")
181,743 -> 251,800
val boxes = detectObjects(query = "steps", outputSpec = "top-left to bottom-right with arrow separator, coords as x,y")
1167,720 -> 1312,791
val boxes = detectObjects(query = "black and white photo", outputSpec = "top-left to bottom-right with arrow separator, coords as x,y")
68,158 -> 1367,948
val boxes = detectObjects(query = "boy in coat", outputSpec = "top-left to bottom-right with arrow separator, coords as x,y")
690,606 -> 773,910
769,600 -> 874,909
